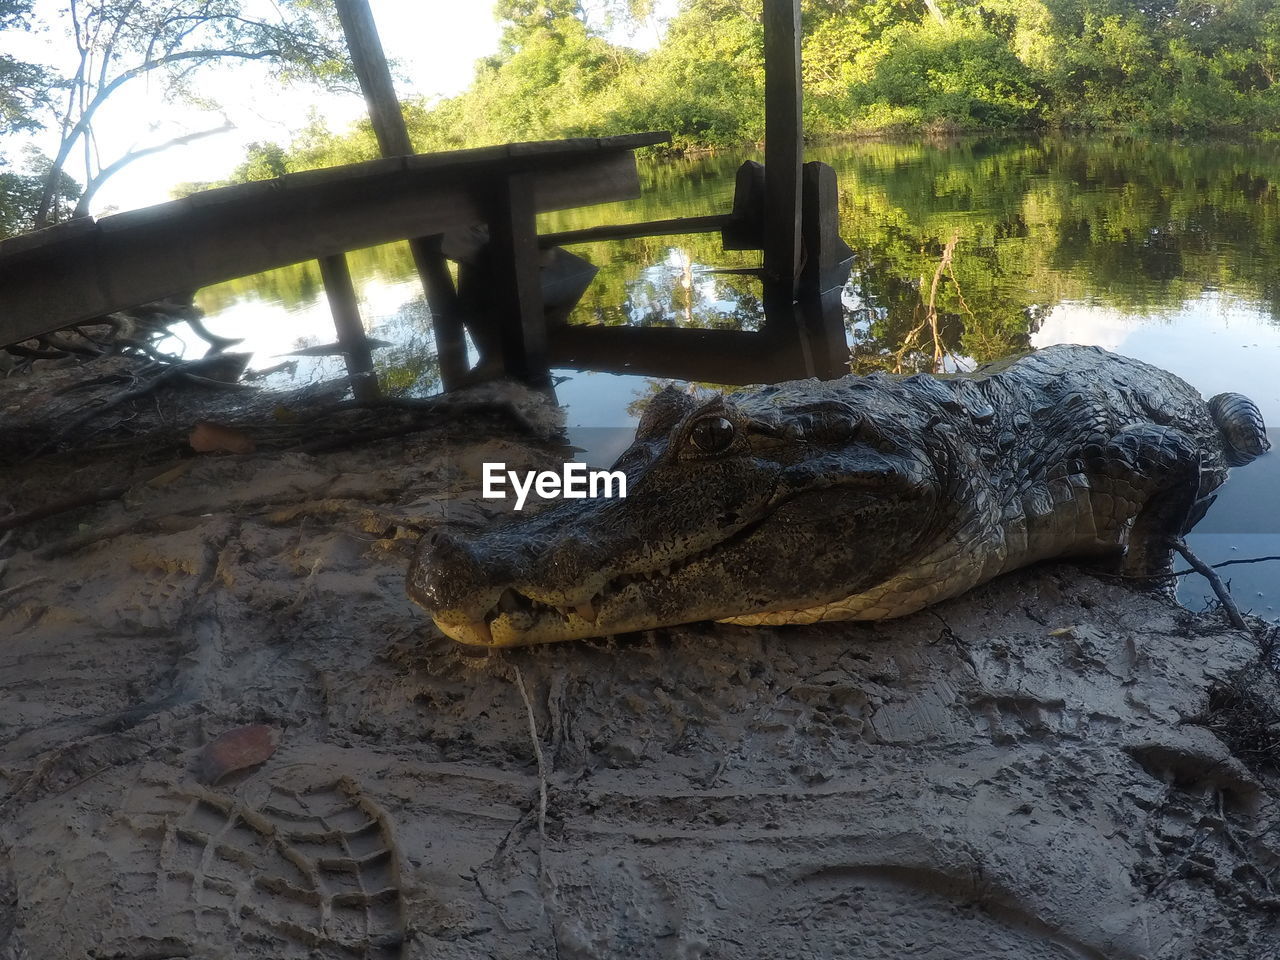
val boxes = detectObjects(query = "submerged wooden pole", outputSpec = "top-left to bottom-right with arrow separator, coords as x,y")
333,0 -> 469,390
318,253 -> 380,403
762,0 -> 803,299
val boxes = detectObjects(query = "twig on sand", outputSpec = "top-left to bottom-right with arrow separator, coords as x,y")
1149,825 -> 1214,896
512,664 -> 549,842
1170,537 -> 1251,633
0,575 -> 50,602
511,662 -> 565,958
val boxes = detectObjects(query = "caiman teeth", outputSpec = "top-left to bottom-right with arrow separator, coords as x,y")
498,588 -> 522,614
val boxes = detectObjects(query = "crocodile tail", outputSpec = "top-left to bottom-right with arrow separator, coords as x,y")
1208,392 -> 1271,466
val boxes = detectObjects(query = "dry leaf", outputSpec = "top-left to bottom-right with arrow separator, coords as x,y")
196,724 -> 279,784
189,421 -> 255,455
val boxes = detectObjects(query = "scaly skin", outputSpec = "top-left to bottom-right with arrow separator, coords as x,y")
407,344 -> 1270,646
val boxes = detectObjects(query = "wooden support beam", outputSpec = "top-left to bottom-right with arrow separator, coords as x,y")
762,0 -> 803,298
722,161 -> 767,251
794,160 -> 853,380
407,235 -> 468,388
334,0 -> 469,388
318,253 -> 381,403
486,172 -> 550,388
799,161 -> 852,298
538,213 -> 734,248
333,0 -> 414,156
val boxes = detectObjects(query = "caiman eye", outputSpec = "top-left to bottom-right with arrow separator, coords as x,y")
689,416 -> 735,453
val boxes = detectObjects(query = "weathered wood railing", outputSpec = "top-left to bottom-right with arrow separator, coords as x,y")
0,132 -> 669,388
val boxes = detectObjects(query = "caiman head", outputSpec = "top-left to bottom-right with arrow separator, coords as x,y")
407,384 -> 951,646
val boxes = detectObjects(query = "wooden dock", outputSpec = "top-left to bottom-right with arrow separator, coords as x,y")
0,132 -> 668,374
2,0 -> 855,396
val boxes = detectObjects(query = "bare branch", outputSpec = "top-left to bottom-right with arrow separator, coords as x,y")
1170,537 -> 1252,634
74,118 -> 234,216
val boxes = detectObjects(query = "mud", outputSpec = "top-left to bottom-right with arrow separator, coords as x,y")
1,376 -> 1278,959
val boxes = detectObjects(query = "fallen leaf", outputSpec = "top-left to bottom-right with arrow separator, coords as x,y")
189,421 -> 255,455
196,724 -> 278,784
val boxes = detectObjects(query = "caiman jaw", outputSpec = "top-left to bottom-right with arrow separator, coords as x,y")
429,558 -> 695,647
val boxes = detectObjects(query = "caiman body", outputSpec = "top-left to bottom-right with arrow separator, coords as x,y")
408,345 -> 1270,646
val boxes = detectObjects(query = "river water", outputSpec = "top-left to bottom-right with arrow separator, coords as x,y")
180,134 -> 1280,618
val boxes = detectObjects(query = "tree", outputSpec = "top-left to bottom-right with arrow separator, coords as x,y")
0,148 -> 80,238
0,0 -> 56,136
32,0 -> 355,227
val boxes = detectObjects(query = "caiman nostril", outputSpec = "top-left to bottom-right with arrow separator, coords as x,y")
408,527 -> 494,611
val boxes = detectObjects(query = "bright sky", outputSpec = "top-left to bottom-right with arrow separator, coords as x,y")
5,1 -> 671,215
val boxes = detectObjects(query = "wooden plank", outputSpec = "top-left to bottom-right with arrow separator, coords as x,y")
548,325 -> 818,384
0,216 -> 96,261
538,213 -> 733,248
399,132 -> 668,172
1,136 -> 661,265
531,150 -> 641,213
722,160 -> 766,251
486,172 -> 550,387
762,0 -> 803,297
318,252 -> 381,402
506,132 -> 670,157
0,150 -> 646,348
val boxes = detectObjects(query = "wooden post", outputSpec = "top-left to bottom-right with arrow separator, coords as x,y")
318,253 -> 380,403
762,0 -> 803,299
487,172 -> 551,388
333,0 -> 469,390
796,161 -> 852,379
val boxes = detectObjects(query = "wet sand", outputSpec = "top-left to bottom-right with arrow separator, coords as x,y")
2,376 -> 1278,959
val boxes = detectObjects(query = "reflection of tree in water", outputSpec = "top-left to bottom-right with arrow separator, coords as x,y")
829,135 -> 1280,371
370,299 -> 442,397
194,135 -> 1280,387
625,378 -> 745,420
576,247 -> 764,332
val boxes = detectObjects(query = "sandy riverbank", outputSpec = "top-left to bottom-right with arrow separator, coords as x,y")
1,367 -> 1277,959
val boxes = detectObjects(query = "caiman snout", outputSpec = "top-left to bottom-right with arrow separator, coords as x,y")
407,528 -> 496,617
408,525 -> 611,646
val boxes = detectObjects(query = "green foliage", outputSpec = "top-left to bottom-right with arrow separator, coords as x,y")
0,0 -> 55,136
0,148 -> 80,238
12,0 -> 355,229
846,19 -> 1042,131
223,0 -> 1280,180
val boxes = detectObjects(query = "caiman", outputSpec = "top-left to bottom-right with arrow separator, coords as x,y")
408,344 -> 1270,647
